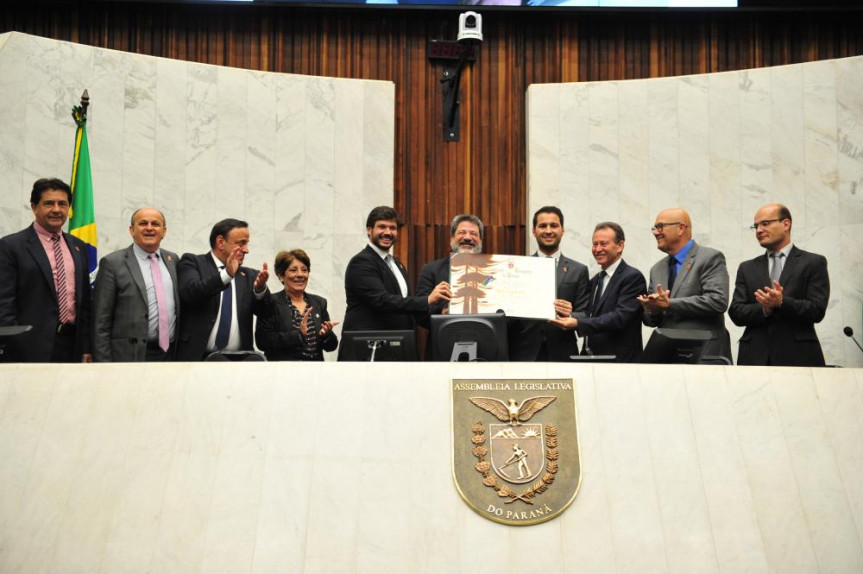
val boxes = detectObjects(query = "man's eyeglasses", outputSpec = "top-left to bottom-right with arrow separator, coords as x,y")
749,218 -> 784,231
651,222 -> 682,232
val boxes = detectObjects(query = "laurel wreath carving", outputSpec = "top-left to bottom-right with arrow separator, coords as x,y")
471,421 -> 558,505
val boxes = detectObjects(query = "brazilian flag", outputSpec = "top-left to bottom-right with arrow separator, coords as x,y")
69,103 -> 98,284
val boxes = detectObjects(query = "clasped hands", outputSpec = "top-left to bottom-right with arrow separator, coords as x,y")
636,284 -> 671,314
298,307 -> 340,338
755,280 -> 783,314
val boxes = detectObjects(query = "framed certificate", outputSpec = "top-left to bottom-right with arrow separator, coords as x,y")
448,254 -> 556,320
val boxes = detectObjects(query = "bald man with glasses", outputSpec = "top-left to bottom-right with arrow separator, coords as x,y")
637,207 -> 731,363
728,203 -> 829,366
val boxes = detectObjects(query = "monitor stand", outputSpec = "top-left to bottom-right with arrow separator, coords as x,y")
450,342 -> 477,362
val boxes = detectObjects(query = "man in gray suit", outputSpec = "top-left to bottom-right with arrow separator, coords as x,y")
92,207 -> 180,362
638,207 -> 731,363
511,206 -> 590,361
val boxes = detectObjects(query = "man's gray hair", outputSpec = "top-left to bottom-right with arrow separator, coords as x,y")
450,213 -> 484,240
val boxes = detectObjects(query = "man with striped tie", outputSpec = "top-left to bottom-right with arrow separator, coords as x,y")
0,178 -> 92,362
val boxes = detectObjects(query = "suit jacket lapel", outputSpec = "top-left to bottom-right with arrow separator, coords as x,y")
587,273 -> 600,315
124,246 -> 148,303
25,226 -> 57,296
163,251 -> 181,306
671,242 -> 698,298
367,245 -> 403,296
596,261 -> 625,312
556,256 -> 568,288
753,253 -> 771,288
394,257 -> 410,295
778,245 -> 800,285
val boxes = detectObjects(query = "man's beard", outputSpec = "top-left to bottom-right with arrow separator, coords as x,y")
537,238 -> 560,254
451,239 -> 482,254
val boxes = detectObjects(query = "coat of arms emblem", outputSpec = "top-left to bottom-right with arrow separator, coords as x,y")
452,379 -> 581,525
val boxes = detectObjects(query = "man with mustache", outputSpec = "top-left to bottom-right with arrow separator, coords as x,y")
92,207 -> 180,362
340,206 -> 451,349
510,206 -> 590,362
638,207 -> 731,363
729,203 -> 829,366
415,214 -> 484,357
0,178 -> 92,362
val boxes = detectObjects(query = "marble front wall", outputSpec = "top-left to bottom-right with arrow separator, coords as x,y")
0,362 -> 862,573
0,32 -> 395,339
527,56 -> 863,367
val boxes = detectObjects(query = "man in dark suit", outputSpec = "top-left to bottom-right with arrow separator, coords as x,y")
416,213 -> 484,357
176,218 -> 271,361
0,178 -> 92,362
511,206 -> 590,361
92,207 -> 180,362
549,222 -> 646,362
729,203 -> 829,366
340,206 -> 451,339
638,207 -> 731,363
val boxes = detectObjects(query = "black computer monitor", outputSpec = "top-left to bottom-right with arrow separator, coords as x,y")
339,330 -> 417,362
429,313 -> 508,362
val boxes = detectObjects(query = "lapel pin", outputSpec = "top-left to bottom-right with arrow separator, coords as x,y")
562,265 -> 568,273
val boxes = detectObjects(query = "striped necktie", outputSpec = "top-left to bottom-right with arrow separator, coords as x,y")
51,233 -> 71,324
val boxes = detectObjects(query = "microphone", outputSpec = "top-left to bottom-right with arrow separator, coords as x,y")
844,326 -> 863,354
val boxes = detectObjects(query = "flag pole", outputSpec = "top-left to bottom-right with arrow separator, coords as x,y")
70,89 -> 98,283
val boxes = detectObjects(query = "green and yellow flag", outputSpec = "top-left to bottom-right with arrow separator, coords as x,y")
69,102 -> 97,283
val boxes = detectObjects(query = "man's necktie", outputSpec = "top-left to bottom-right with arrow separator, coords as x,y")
216,272 -> 232,349
591,271 -> 607,316
667,256 -> 678,291
769,252 -> 785,283
51,233 -> 71,324
148,253 -> 170,351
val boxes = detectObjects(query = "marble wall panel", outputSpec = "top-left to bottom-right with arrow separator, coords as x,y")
678,75 -> 711,222
527,55 -> 863,367
153,57 -> 188,234
647,78 -> 680,215
90,45 -> 128,228
214,66 -> 249,223
3,362 -> 859,572
587,83 -> 620,242
362,81 -> 396,217
616,81 -> 652,267
0,33 -> 28,209
0,33 -> 394,349
739,68 -> 772,225
244,71 -> 277,262
526,85 -> 561,245
121,55 -> 157,215
836,58 -> 863,227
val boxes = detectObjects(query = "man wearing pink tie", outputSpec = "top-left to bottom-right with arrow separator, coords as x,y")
92,207 -> 180,362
